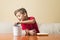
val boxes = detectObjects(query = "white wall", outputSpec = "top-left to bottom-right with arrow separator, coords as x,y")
0,22 -> 60,34
0,0 -> 60,23
0,22 -> 13,33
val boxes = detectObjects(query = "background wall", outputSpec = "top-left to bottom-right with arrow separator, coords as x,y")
0,0 -> 60,23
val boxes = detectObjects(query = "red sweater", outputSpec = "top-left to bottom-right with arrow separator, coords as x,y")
21,17 -> 40,33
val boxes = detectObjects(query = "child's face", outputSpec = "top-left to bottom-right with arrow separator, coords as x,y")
16,12 -> 26,21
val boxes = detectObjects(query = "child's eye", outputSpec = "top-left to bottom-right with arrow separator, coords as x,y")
16,15 -> 20,17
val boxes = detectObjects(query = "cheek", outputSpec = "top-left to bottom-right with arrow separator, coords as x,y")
21,16 -> 24,19
17,17 -> 23,20
17,17 -> 21,20
22,16 -> 25,19
17,16 -> 25,20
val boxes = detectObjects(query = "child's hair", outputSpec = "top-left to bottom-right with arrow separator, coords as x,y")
14,8 -> 27,16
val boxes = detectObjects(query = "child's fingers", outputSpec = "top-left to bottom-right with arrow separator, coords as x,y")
14,22 -> 20,26
29,30 -> 36,36
25,29 -> 29,33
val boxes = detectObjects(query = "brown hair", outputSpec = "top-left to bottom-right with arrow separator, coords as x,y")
14,8 -> 27,16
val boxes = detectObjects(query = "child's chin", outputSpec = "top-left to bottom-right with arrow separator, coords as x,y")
18,19 -> 25,21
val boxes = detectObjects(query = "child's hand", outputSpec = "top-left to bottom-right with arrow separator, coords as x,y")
14,20 -> 22,26
14,22 -> 20,26
29,29 -> 37,36
25,29 -> 29,33
25,29 -> 30,36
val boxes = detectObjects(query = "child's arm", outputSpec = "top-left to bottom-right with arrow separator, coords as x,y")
19,18 -> 35,24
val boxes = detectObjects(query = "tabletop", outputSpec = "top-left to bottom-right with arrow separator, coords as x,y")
0,33 -> 60,40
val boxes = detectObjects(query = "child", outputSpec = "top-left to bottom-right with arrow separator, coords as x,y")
14,8 -> 40,36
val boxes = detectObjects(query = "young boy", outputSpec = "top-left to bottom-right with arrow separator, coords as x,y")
14,8 -> 40,36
